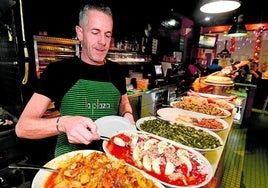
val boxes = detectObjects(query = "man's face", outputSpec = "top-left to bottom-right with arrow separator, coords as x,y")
76,10 -> 113,65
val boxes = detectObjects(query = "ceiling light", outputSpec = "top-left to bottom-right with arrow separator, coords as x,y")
227,14 -> 247,37
200,0 -> 241,14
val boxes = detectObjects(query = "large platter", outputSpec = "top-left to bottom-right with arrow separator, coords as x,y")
157,107 -> 229,132
136,116 -> 223,152
103,130 -> 214,188
32,150 -> 164,188
204,79 -> 234,86
170,100 -> 231,118
95,115 -> 136,137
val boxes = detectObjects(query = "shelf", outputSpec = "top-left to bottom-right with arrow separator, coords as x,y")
33,35 -> 80,45
33,35 -> 80,78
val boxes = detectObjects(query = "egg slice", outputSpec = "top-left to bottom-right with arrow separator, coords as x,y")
113,137 -> 125,147
158,140 -> 169,154
143,155 -> 152,171
165,161 -> 175,175
144,138 -> 158,150
131,134 -> 139,146
152,158 -> 161,174
177,149 -> 190,158
179,155 -> 192,173
133,146 -> 141,161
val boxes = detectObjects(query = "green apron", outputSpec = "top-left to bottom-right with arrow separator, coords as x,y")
55,79 -> 120,157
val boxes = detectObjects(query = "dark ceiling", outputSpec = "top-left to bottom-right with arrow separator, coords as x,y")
21,0 -> 268,38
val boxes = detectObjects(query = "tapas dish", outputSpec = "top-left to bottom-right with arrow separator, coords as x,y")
103,130 -> 214,188
136,116 -> 223,152
32,150 -> 164,188
170,98 -> 231,118
157,107 -> 229,132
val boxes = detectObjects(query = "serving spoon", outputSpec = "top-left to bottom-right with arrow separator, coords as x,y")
8,162 -> 58,173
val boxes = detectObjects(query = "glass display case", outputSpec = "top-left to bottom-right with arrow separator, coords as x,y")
106,51 -> 151,65
226,83 -> 257,125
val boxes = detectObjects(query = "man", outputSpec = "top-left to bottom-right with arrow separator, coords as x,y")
15,1 -> 135,157
249,62 -> 263,108
249,62 -> 262,85
207,58 -> 222,74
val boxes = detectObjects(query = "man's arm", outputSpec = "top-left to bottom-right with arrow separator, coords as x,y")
119,94 -> 135,124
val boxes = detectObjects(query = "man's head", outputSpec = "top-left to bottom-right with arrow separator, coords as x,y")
78,1 -> 113,28
76,1 -> 113,65
251,62 -> 259,71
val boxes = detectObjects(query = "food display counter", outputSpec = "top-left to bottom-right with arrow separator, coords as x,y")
128,86 -> 236,187
203,110 -> 235,187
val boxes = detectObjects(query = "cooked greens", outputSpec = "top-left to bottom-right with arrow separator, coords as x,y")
139,119 -> 222,150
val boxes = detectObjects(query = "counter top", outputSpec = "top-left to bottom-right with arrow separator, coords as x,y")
127,83 -> 178,98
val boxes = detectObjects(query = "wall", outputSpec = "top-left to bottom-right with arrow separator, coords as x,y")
201,24 -> 268,71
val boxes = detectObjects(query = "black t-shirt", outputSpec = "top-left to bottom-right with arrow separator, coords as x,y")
251,70 -> 262,85
37,57 -> 127,110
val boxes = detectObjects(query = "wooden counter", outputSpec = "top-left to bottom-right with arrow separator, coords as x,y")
203,109 -> 236,188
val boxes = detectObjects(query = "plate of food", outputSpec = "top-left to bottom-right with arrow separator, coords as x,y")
102,130 -> 214,188
170,99 -> 231,118
181,95 -> 236,114
32,150 -> 165,188
204,71 -> 234,86
95,115 -> 136,137
157,107 -> 229,132
136,116 -> 223,152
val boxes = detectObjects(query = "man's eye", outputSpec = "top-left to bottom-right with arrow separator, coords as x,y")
106,34 -> 112,39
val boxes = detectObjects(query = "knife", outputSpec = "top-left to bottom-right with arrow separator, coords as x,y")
8,163 -> 58,173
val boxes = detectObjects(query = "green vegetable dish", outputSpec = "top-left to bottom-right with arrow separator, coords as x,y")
139,118 -> 222,151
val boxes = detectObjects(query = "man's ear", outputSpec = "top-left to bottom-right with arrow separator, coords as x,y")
75,25 -> 83,41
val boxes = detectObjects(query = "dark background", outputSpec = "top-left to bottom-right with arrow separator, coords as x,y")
21,0 -> 268,39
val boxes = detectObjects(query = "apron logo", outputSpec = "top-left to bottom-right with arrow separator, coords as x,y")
85,98 -> 111,109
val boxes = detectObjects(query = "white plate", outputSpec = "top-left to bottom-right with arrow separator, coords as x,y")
135,116 -> 223,152
95,115 -> 136,137
195,92 -> 230,99
103,130 -> 214,188
156,108 -> 229,132
32,150 -> 164,188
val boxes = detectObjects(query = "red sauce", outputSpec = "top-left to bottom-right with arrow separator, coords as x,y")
44,171 -> 58,188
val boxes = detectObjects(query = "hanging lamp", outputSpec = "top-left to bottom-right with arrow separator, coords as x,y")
227,14 -> 247,37
200,0 -> 241,14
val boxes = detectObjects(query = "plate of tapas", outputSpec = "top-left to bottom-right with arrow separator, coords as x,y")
170,99 -> 231,118
32,150 -> 164,188
182,95 -> 236,113
157,107 -> 229,132
102,130 -> 214,188
135,116 -> 223,152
